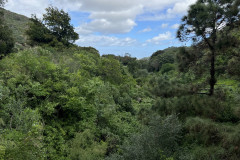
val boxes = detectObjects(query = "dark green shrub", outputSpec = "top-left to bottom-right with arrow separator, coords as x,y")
107,115 -> 181,160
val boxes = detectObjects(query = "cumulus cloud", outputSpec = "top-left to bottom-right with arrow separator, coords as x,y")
79,18 -> 136,34
56,0 -> 143,34
56,0 -> 179,12
75,26 -> 93,35
5,0 -> 198,34
76,35 -> 137,47
138,0 -> 197,21
167,0 -> 197,15
139,27 -> 152,33
138,14 -> 175,21
171,24 -> 180,29
161,23 -> 169,28
79,6 -> 141,34
147,31 -> 173,44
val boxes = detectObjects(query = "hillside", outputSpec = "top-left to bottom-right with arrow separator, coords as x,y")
1,8 -> 29,47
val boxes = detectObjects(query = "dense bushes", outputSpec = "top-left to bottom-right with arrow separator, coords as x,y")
0,42 -> 240,159
0,8 -> 14,57
0,47 -> 141,159
185,117 -> 240,159
107,115 -> 181,160
153,94 -> 237,122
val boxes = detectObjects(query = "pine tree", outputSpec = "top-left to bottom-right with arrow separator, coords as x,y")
177,0 -> 240,95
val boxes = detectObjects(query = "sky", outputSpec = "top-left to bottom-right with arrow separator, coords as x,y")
5,0 -> 197,58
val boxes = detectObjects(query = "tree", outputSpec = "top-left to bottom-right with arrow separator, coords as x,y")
26,15 -> 54,46
100,57 -> 123,84
26,6 -> 79,47
177,0 -> 240,95
148,49 -> 175,72
0,25 -> 14,57
43,6 -> 79,45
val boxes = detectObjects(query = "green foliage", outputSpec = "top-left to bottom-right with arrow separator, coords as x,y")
1,128 -> 45,160
43,7 -> 79,45
148,48 -> 176,72
176,47 -> 195,72
154,93 -> 237,122
107,115 -> 181,160
68,129 -> 107,160
227,57 -> 240,76
0,100 -> 44,160
185,117 -> 240,159
0,47 -> 142,159
26,15 -> 54,46
0,25 -> 14,56
0,145 -> 5,160
189,146 -> 225,160
0,8 -> 14,57
148,74 -> 189,98
0,39 -> 240,159
100,57 -> 124,84
160,63 -> 175,74
105,54 -> 140,75
26,7 -> 78,47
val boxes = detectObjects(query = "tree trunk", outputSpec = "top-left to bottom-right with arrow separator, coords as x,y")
209,49 -> 216,96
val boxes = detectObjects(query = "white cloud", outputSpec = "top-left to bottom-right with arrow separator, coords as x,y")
56,0 -> 180,12
57,1 -> 143,34
79,18 -> 136,34
171,24 -> 180,29
147,31 -> 173,44
137,13 -> 175,21
76,35 -> 137,47
167,0 -> 197,15
138,0 -> 197,21
139,27 -> 152,33
75,26 -> 93,35
161,23 -> 169,28
79,6 -> 141,34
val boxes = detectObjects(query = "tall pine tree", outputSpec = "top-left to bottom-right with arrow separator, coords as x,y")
177,0 -> 240,95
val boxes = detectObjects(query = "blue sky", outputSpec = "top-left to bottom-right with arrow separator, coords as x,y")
5,0 -> 196,58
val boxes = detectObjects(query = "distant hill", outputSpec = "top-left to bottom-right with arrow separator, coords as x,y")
1,8 -> 29,48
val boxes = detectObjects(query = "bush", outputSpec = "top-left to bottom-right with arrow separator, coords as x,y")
68,130 -> 107,160
153,94 -> 237,122
184,117 -> 240,159
107,115 -> 181,160
0,12 -> 14,57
